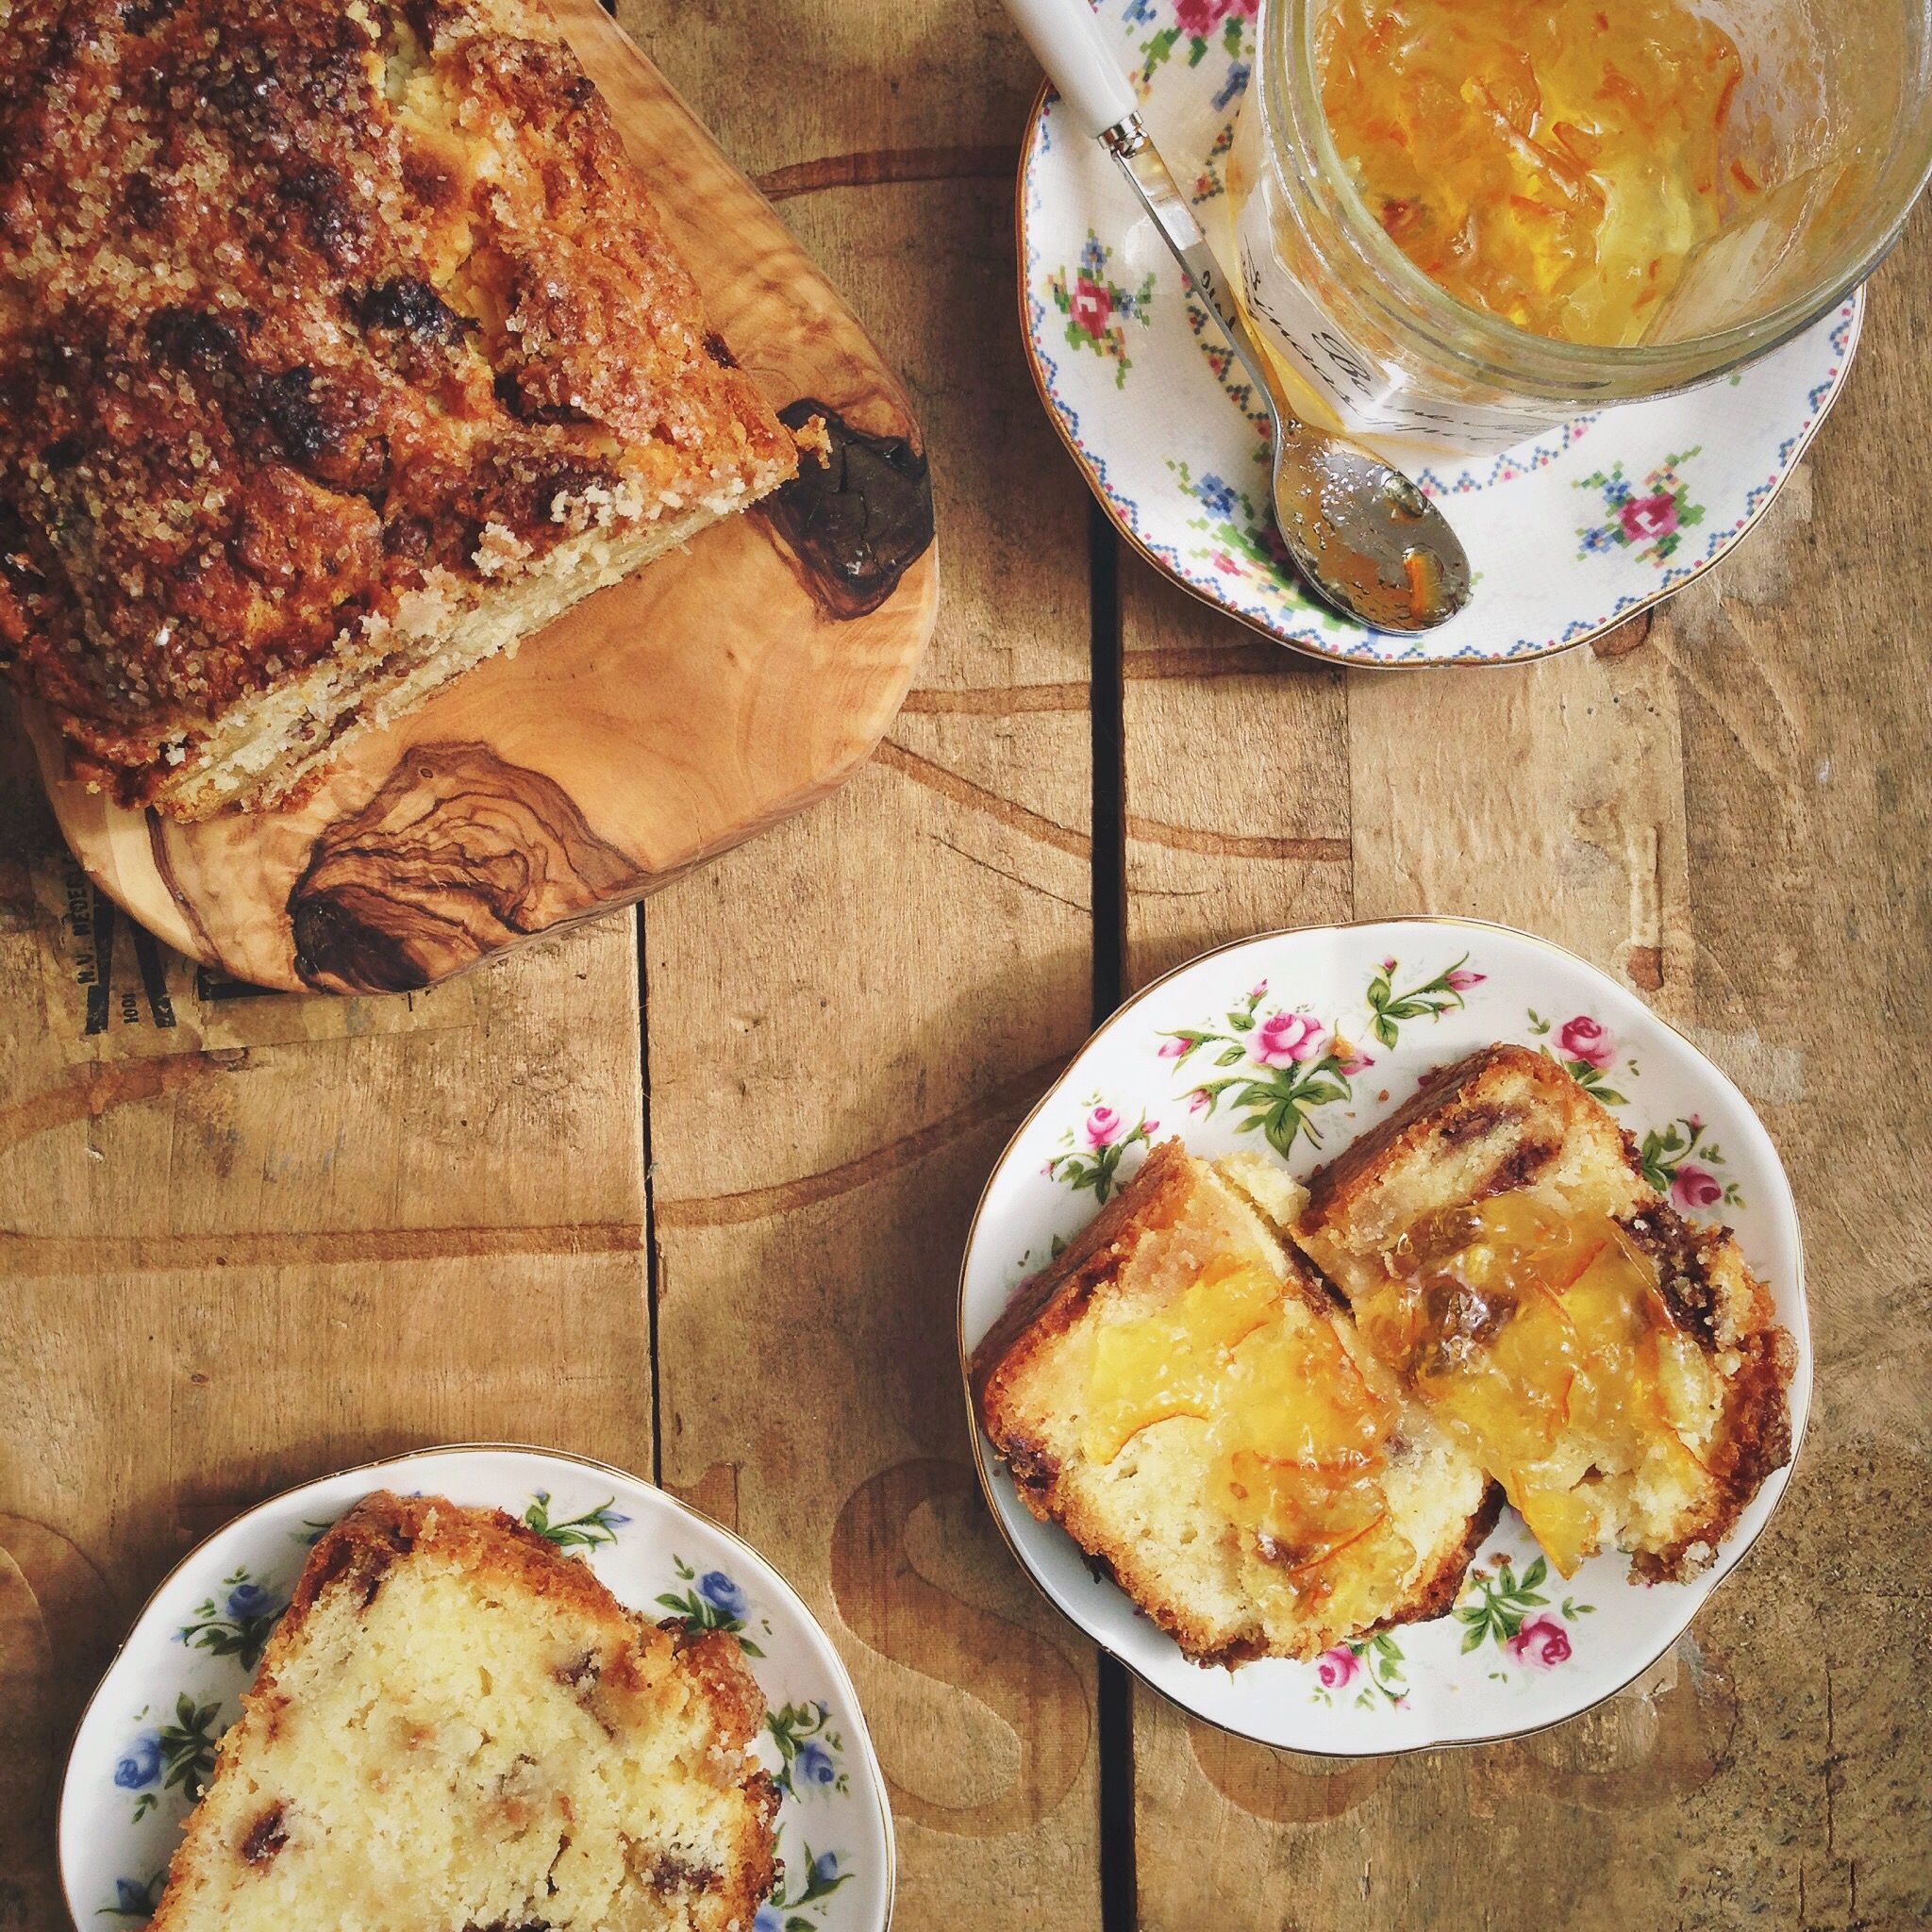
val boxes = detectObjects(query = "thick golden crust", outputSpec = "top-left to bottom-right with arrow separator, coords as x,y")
1295,1042 -> 1796,1583
0,0 -> 794,815
149,1490 -> 780,1932
974,1142 -> 1494,1666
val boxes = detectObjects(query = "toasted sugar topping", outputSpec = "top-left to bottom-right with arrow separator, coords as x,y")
0,0 -> 788,780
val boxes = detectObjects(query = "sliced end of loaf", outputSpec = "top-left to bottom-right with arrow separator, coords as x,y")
1295,1042 -> 1795,1582
974,1141 -> 1494,1666
148,1491 -> 780,1932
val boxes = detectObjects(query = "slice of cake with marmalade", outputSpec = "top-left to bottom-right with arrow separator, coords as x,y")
146,1491 -> 780,1932
973,1141 -> 1499,1666
1294,1042 -> 1796,1581
0,0 -> 796,819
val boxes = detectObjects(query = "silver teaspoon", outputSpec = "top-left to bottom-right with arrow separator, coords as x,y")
1004,0 -> 1472,631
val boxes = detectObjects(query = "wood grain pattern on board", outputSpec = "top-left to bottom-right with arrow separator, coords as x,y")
24,0 -> 939,997
1117,212 -> 1932,1931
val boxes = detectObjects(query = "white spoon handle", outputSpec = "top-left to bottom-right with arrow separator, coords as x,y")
1002,0 -> 1139,139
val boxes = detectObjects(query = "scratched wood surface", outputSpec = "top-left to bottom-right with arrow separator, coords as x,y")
3,5 -> 1930,1931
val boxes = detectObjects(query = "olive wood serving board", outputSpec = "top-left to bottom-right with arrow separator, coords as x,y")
21,0 -> 938,995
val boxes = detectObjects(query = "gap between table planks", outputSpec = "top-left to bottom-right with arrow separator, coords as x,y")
2,5 -> 1929,1931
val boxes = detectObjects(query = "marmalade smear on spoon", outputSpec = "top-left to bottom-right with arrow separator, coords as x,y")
1318,0 -> 1754,345
1351,1191 -> 1719,1575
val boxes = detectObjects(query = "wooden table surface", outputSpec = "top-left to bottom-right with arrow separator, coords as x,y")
4,2 -> 1929,1927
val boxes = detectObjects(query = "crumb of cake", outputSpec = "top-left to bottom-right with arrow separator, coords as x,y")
792,413 -> 834,467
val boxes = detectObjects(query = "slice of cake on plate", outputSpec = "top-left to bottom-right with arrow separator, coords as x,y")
974,1141 -> 1499,1667
1294,1042 -> 1796,1580
0,0 -> 796,818
147,1491 -> 779,1932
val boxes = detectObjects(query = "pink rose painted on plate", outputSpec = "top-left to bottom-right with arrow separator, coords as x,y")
1505,1613 -> 1573,1668
1045,1098 -> 1158,1204
1174,0 -> 1257,33
1620,492 -> 1678,542
1556,1014 -> 1615,1070
1330,1033 -> 1374,1076
1316,1645 -> 1358,1689
1444,966 -> 1485,992
1068,276 -> 1112,341
1637,1112 -> 1740,1210
1253,1010 -> 1324,1067
1671,1162 -> 1724,1209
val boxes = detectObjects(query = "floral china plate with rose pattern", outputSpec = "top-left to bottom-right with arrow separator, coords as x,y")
1019,0 -> 1863,665
958,920 -> 1811,1751
59,1444 -> 893,1932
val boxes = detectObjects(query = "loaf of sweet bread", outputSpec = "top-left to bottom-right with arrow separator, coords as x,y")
973,1142 -> 1499,1666
0,0 -> 795,818
147,1491 -> 779,1932
1295,1042 -> 1796,1581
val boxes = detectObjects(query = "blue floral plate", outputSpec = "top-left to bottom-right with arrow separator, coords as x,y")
958,919 -> 1812,1751
1019,0 -> 1863,664
58,1443 -> 893,1932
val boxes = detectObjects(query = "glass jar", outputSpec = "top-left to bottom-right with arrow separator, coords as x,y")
1227,0 -> 1932,455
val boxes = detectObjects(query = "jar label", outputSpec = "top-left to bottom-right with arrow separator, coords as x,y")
1234,173 -> 1565,459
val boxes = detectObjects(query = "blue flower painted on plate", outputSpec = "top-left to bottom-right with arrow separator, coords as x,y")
225,1581 -> 274,1621
176,1566 -> 284,1673
766,1701 -> 849,1799
98,1872 -> 166,1921
120,1695 -> 223,1823
655,1557 -> 767,1657
696,1571 -> 748,1619
1211,57 -> 1249,110
112,1733 -> 160,1790
1194,472 -> 1239,518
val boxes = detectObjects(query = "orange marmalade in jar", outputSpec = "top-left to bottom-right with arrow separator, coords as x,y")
1318,0 -> 1746,348
1224,0 -> 1922,455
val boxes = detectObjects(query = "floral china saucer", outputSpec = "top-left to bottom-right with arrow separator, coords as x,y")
958,920 -> 1811,1751
1019,0 -> 1862,665
59,1443 -> 893,1932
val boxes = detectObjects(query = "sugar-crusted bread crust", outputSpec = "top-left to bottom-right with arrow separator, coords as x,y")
148,1491 -> 780,1932
974,1141 -> 1498,1667
0,0 -> 795,818
1295,1042 -> 1795,1582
